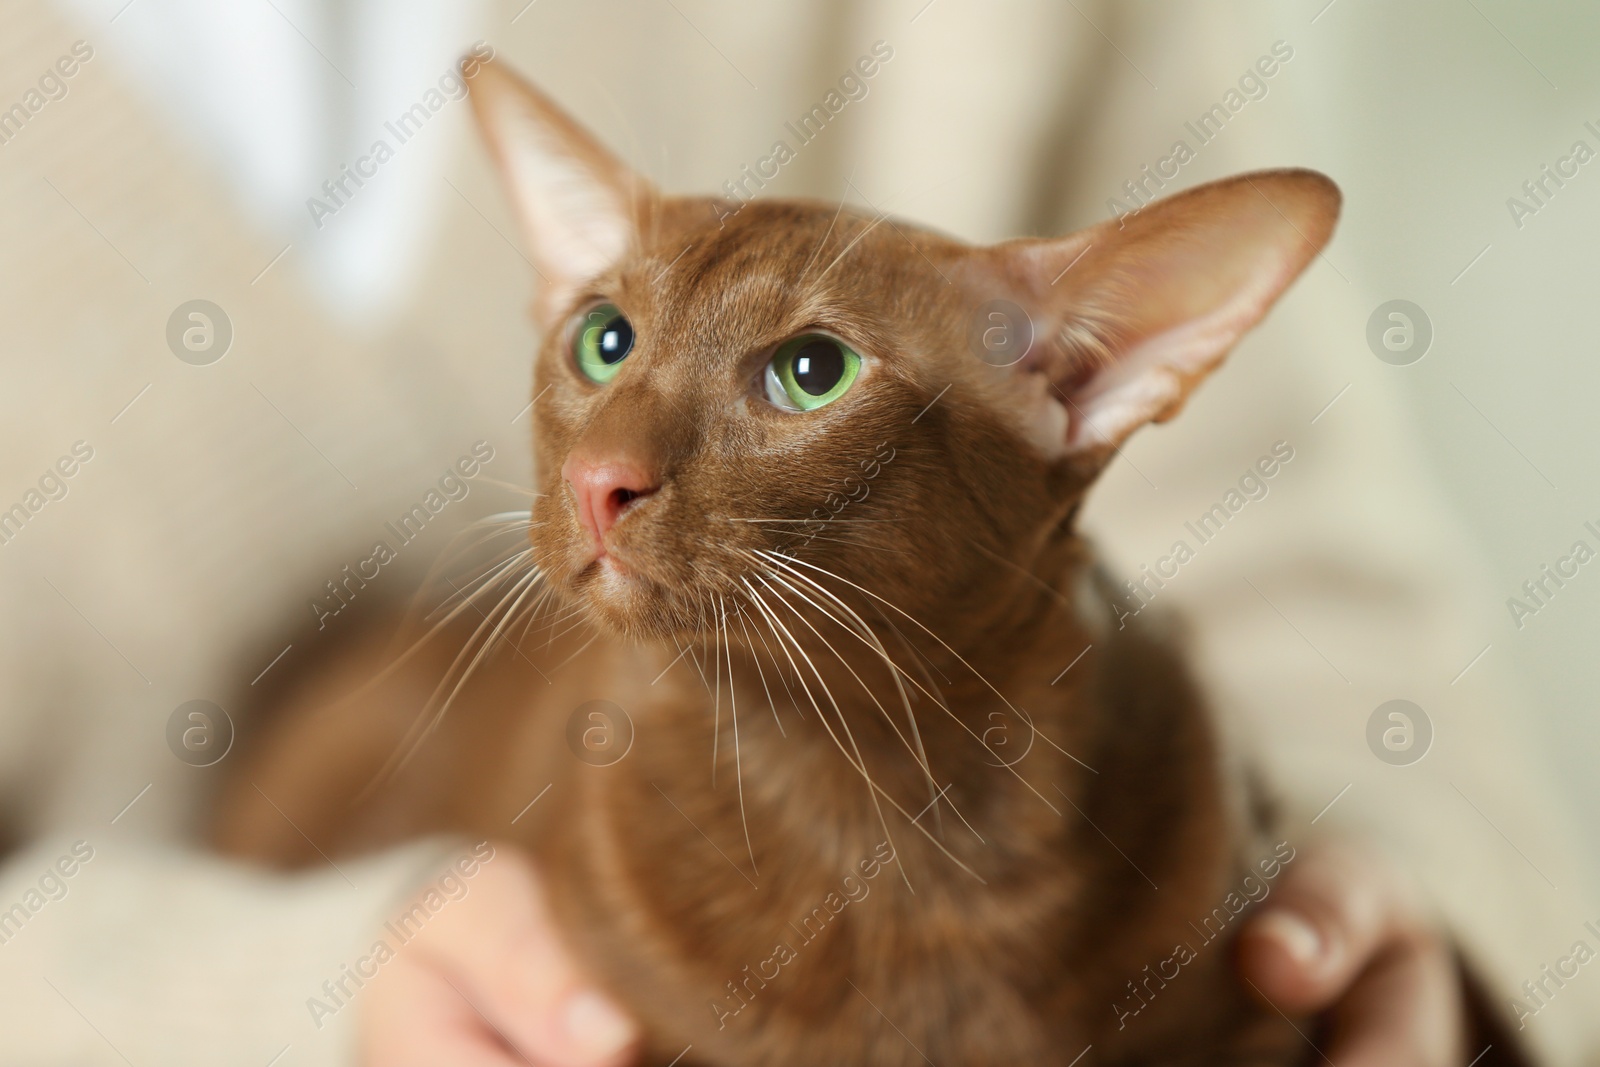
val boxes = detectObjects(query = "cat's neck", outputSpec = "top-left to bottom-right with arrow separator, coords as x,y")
643,541 -> 1108,855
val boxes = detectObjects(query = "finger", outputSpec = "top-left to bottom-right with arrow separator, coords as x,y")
365,962 -> 534,1067
405,847 -> 637,1067
1323,936 -> 1465,1067
1236,841 -> 1416,1014
445,949 -> 637,1067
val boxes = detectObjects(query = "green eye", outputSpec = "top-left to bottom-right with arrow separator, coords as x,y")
764,334 -> 861,412
573,303 -> 634,383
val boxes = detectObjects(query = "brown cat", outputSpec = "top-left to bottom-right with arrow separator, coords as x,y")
215,58 -> 1340,1066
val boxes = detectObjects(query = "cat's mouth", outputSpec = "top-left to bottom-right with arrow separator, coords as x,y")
566,544 -> 698,638
565,538 -> 787,645
581,549 -> 641,583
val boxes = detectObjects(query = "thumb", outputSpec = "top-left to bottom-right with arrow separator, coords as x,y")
1236,839 -> 1417,1014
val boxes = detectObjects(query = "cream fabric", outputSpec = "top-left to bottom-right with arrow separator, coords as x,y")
0,837 -> 456,1066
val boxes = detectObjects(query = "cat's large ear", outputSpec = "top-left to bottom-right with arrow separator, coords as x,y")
466,58 -> 655,319
972,170 -> 1339,463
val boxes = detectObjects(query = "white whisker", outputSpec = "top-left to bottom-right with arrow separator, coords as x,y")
763,550 -> 1097,778
363,564 -> 545,796
719,596 -> 758,876
744,575 -> 983,887
734,605 -> 786,737
754,550 -> 1071,818
546,629 -> 601,674
755,569 -> 936,793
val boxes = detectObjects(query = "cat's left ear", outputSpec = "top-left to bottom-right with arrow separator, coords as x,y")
466,58 -> 655,319
970,169 -> 1339,463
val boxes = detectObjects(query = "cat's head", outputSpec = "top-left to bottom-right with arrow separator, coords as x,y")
468,61 -> 1338,643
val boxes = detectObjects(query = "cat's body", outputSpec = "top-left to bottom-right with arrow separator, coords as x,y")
216,59 -> 1339,1066
218,548 -> 1289,1066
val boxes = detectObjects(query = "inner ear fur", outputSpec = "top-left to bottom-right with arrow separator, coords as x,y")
466,58 -> 658,322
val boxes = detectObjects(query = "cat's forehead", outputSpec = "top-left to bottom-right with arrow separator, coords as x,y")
611,199 -> 949,347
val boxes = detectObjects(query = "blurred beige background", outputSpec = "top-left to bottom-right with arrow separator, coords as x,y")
1,0 -> 1597,1060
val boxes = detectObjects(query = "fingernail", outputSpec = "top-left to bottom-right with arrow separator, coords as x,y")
1256,909 -> 1322,967
563,990 -> 636,1059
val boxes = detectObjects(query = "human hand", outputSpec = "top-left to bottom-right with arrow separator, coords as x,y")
1236,839 -> 1472,1067
362,843 -> 638,1067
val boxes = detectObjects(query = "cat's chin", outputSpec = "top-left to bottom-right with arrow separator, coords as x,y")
573,553 -> 647,600
569,553 -> 699,641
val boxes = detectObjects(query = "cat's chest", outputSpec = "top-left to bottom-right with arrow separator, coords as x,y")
554,683 -> 1088,1007
563,756 -> 1085,1065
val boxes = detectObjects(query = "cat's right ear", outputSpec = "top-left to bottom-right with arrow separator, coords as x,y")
466,59 -> 654,319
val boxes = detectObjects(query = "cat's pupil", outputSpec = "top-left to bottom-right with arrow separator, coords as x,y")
598,315 -> 633,364
793,339 -> 844,395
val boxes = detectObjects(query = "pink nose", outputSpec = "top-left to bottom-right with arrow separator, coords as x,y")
562,455 -> 660,551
